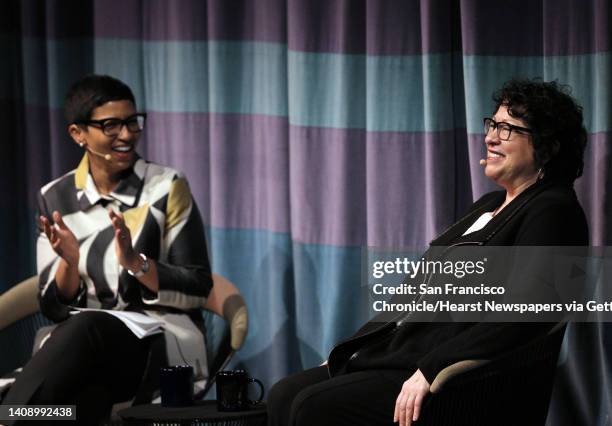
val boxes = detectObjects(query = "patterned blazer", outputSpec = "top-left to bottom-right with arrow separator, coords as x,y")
36,153 -> 213,376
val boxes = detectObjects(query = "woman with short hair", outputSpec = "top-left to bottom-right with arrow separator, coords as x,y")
3,75 -> 213,425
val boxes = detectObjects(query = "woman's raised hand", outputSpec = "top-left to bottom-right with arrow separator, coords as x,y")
40,211 -> 80,266
108,208 -> 139,272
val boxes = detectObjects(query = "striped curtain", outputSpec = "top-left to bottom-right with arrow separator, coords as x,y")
1,0 -> 610,422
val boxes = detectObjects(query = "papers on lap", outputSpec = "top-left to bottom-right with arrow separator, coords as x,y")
69,308 -> 164,339
0,378 -> 15,387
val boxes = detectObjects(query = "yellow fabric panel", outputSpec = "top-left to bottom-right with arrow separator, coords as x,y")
74,153 -> 89,190
123,203 -> 150,237
166,178 -> 191,231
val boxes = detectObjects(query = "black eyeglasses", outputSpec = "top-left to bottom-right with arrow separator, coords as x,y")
483,117 -> 532,141
76,113 -> 147,137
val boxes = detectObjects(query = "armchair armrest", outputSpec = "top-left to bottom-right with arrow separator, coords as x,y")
419,327 -> 566,425
430,322 -> 567,393
203,274 -> 248,351
0,276 -> 39,331
430,359 -> 489,393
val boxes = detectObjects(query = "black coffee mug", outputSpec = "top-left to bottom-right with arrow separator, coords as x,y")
216,370 -> 265,411
160,365 -> 194,407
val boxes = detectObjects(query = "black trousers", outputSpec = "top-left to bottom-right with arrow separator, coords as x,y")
267,366 -> 414,426
2,311 -> 164,426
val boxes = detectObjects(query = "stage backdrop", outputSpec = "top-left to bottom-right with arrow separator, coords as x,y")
1,0 -> 610,423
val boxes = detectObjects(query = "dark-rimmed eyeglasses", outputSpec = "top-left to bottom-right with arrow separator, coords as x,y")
483,117 -> 532,141
76,113 -> 147,137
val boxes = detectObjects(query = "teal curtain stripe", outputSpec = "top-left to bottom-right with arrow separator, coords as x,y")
291,242 -> 365,358
364,52 -> 461,132
543,53 -> 611,135
19,38 -> 611,134
46,39 -> 94,107
205,41 -> 288,118
207,227 -> 293,359
94,38 -> 146,108
95,39 -> 289,116
207,226 -> 366,367
288,50 -> 366,129
462,55 -> 545,135
20,38 -> 289,116
463,53 -> 611,135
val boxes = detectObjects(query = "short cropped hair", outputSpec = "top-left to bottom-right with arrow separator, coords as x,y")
64,75 -> 136,124
492,78 -> 587,183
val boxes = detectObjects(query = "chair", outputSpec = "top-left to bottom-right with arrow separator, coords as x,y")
0,276 -> 50,379
0,274 -> 248,403
418,325 -> 566,426
197,273 -> 248,398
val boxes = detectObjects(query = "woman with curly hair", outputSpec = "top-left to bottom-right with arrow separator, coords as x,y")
267,78 -> 589,426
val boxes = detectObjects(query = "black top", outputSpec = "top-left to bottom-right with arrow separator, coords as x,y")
328,180 -> 589,384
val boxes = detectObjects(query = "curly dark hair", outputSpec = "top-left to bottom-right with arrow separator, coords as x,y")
492,78 -> 587,184
65,74 -> 136,124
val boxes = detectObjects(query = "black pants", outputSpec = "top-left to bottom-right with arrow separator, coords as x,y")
267,366 -> 414,426
2,311 -> 164,426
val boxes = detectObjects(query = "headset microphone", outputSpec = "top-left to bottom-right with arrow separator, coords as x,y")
82,144 -> 112,161
479,159 -> 487,166
88,148 -> 112,161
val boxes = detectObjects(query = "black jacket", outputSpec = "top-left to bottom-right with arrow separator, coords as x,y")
328,180 -> 588,384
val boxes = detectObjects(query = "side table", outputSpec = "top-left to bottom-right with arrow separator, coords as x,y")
117,400 -> 267,426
